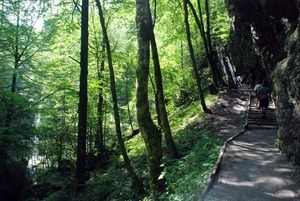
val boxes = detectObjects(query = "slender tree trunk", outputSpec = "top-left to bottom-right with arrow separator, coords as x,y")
184,0 -> 209,113
76,0 -> 89,186
95,39 -> 106,154
149,74 -> 162,128
204,0 -> 212,54
204,0 -> 225,87
57,133 -> 63,168
149,25 -> 178,158
91,11 -> 105,155
125,77 -> 134,133
3,7 -> 20,160
197,0 -> 220,87
3,2 -> 26,164
5,5 -> 20,134
136,0 -> 166,197
95,0 -> 145,193
187,0 -> 224,88
96,87 -> 105,153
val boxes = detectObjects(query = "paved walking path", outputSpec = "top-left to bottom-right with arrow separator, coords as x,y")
202,93 -> 300,201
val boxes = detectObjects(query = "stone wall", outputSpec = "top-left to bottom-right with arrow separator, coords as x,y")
224,0 -> 300,164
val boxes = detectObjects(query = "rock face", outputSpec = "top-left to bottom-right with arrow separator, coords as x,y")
224,0 -> 300,164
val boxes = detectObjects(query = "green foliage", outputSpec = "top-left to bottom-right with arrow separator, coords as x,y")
68,92 -> 222,200
288,160 -> 300,175
0,0 -> 230,199
156,94 -> 221,200
210,0 -> 231,43
163,128 -> 222,200
31,167 -> 76,201
0,92 -> 36,160
79,171 -> 115,201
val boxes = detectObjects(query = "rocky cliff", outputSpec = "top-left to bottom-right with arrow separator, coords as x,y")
224,0 -> 300,164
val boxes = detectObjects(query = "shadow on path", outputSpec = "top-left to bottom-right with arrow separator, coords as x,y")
202,91 -> 300,201
203,130 -> 300,201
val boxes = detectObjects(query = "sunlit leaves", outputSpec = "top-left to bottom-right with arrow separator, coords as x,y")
0,0 -> 231,197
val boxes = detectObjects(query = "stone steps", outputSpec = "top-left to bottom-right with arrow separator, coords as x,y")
245,96 -> 278,129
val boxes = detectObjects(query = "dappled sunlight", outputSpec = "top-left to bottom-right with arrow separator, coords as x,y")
265,189 -> 299,198
232,103 -> 246,112
230,140 -> 278,153
255,176 -> 291,187
169,99 -> 206,133
159,94 -> 225,200
204,129 -> 300,201
221,179 -> 255,187
273,167 -> 295,173
206,91 -> 250,141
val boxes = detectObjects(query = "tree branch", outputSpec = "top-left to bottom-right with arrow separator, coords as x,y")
69,56 -> 80,64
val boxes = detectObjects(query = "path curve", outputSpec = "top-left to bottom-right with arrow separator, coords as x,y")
202,91 -> 300,201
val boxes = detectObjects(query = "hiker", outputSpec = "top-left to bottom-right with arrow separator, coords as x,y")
254,81 -> 262,107
257,83 -> 270,119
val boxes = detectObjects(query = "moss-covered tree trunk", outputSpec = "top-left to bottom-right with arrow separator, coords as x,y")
151,34 -> 178,158
136,0 -> 166,197
149,13 -> 178,158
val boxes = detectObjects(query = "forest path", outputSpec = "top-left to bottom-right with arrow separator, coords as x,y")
201,90 -> 300,201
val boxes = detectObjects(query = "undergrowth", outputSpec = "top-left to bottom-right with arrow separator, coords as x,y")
161,123 -> 222,201
101,95 -> 221,200
160,96 -> 223,200
36,95 -> 223,201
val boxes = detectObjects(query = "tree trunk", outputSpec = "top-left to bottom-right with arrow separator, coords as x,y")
4,4 -> 20,136
204,0 -> 220,87
76,0 -> 89,186
150,25 -> 178,158
125,77 -> 134,133
90,10 -> 106,154
204,0 -> 226,87
187,0 -> 224,88
184,0 -> 209,113
95,38 -> 106,154
136,0 -> 166,197
96,86 -> 105,153
95,0 -> 145,194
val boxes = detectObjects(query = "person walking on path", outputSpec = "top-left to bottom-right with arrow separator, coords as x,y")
258,83 -> 270,118
254,81 -> 262,107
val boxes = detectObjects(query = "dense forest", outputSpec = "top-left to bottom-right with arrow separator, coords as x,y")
1,0 -> 237,200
